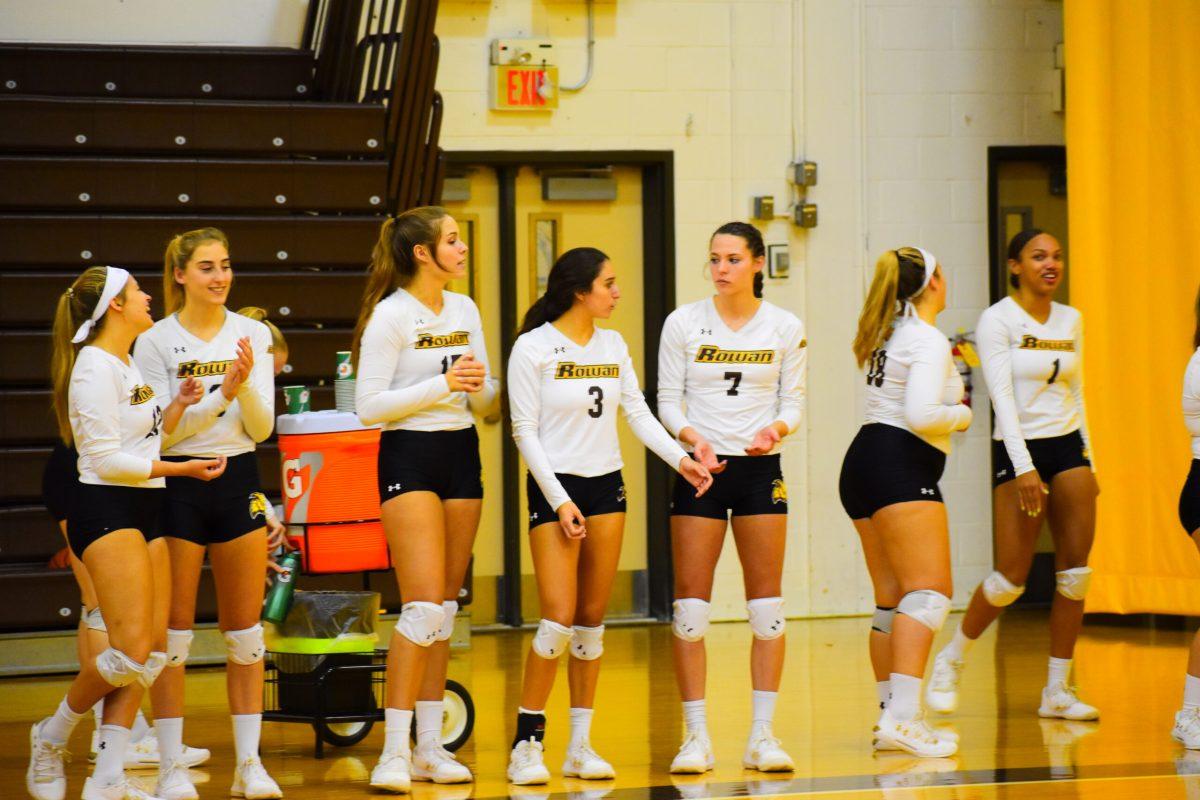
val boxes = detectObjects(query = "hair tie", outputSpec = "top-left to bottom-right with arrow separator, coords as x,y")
66,287 -> 74,297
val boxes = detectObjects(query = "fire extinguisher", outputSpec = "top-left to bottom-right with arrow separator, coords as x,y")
951,328 -> 980,408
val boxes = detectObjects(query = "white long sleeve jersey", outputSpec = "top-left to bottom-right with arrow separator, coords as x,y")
355,288 -> 496,431
657,298 -> 806,456
133,311 -> 275,457
1185,347 -> 1200,460
975,297 -> 1090,476
70,346 -> 165,488
508,322 -> 688,512
862,315 -> 971,454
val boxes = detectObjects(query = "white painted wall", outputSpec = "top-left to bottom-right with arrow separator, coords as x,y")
0,1 -> 310,47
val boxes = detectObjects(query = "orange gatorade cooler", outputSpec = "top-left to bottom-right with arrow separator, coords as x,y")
277,411 -> 388,573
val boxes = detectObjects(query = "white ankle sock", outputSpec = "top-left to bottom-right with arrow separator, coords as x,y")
751,690 -> 777,733
130,710 -> 151,743
1184,674 -> 1200,710
943,626 -> 975,662
888,673 -> 922,721
568,707 -> 594,748
682,699 -> 707,736
384,708 -> 413,755
42,697 -> 86,745
232,713 -> 262,763
156,717 -> 184,764
1047,657 -> 1072,687
94,724 -> 131,786
414,700 -> 443,746
876,680 -> 891,708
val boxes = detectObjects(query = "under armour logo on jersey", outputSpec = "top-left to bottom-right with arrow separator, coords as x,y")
920,488 -> 935,496
554,346 -> 567,354
415,318 -> 426,325
700,328 -> 712,335
173,346 -> 187,353
388,483 -> 402,493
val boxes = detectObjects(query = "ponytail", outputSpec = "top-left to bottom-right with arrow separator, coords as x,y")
237,306 -> 287,355
351,207 -> 448,368
163,227 -> 229,315
518,247 -> 609,336
852,247 -> 929,368
51,267 -> 114,445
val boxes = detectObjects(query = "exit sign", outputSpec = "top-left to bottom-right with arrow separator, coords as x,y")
491,64 -> 558,111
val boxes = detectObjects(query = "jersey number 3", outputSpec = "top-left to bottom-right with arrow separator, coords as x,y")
866,350 -> 888,388
588,386 -> 604,418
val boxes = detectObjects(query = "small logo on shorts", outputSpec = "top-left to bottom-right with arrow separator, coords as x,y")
921,488 -> 936,496
617,484 -> 627,503
388,483 -> 402,493
996,468 -> 1009,479
771,479 -> 787,504
248,492 -> 269,521
530,511 -> 539,522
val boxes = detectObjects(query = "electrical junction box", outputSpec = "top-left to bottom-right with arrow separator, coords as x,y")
491,39 -> 556,66
794,203 -> 818,228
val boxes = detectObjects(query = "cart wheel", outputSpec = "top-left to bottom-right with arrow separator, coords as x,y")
316,718 -> 375,747
441,679 -> 474,752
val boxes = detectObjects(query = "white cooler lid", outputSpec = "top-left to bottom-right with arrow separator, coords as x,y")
276,410 -> 379,435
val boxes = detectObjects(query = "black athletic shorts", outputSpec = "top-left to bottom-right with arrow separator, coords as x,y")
526,470 -> 626,530
378,427 -> 483,502
163,451 -> 267,545
839,423 -> 947,521
1181,459 -> 1200,535
67,483 -> 165,556
43,442 -> 79,524
671,454 -> 787,519
991,430 -> 1091,488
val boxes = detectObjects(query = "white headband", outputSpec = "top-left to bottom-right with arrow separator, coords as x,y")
911,248 -> 937,298
71,266 -> 131,344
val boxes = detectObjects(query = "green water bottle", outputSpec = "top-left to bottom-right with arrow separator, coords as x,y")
263,551 -> 301,624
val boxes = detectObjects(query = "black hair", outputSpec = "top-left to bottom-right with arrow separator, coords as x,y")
711,221 -> 765,298
518,247 -> 610,335
1006,228 -> 1047,289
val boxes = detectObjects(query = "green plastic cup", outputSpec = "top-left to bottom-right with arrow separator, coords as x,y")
283,385 -> 310,414
335,351 -> 354,381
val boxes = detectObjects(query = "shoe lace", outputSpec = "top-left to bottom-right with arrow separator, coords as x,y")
572,742 -> 605,764
241,757 -> 271,781
32,739 -> 70,779
1183,709 -> 1200,734
930,657 -> 962,689
515,738 -> 544,769
896,713 -> 940,744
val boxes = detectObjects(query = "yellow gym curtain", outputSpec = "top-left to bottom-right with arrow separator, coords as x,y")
1065,0 -> 1200,613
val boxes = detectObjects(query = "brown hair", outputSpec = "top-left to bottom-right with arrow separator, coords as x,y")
237,306 -> 287,354
51,267 -> 125,445
162,227 -> 230,315
851,247 -> 932,368
350,206 -> 448,368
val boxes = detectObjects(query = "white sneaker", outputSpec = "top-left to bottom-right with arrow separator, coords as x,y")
1174,708 -> 1200,749
562,741 -> 615,780
669,732 -> 714,774
874,722 -> 959,751
1038,681 -> 1099,721
873,709 -> 958,758
925,651 -> 964,715
370,750 -> 412,794
742,726 -> 794,772
26,721 -> 68,800
81,777 -> 164,800
91,731 -> 211,769
507,739 -> 551,786
231,757 -> 282,799
154,760 -> 197,800
412,741 -> 472,784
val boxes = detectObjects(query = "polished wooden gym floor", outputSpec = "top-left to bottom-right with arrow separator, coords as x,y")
3,609 -> 1199,799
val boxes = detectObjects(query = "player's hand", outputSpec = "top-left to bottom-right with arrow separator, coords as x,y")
449,352 -> 486,393
557,501 -> 587,539
265,515 -> 288,552
691,438 -> 727,475
182,456 -> 227,481
954,403 -> 973,432
1015,469 -> 1048,517
679,457 -> 713,497
175,377 -> 204,406
744,426 -> 782,456
220,339 -> 253,399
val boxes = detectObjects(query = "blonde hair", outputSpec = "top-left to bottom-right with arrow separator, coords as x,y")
237,306 -> 287,354
51,267 -> 123,445
852,247 -> 931,368
350,206 -> 448,368
163,227 -> 230,315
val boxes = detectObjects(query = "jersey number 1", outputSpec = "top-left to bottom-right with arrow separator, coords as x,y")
588,386 -> 604,418
1047,357 -> 1060,385
441,354 -> 462,374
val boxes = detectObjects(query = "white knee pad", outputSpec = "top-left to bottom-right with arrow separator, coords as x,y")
223,623 -> 266,665
1056,566 -> 1093,601
570,624 -> 605,661
139,651 -> 167,688
435,600 -> 459,643
981,571 -> 1025,607
747,597 -> 786,640
672,598 -> 711,642
531,618 -> 574,659
166,629 -> 193,667
82,606 -> 107,632
897,590 -> 952,632
394,601 -> 446,647
871,606 -> 895,635
95,647 -> 145,688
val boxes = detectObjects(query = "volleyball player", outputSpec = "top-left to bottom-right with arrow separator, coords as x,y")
657,222 -> 805,774
28,267 -> 224,800
926,230 -> 1100,722
133,229 -> 281,800
1173,288 -> 1200,748
505,247 -> 712,785
839,247 -> 970,757
352,208 -> 497,792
